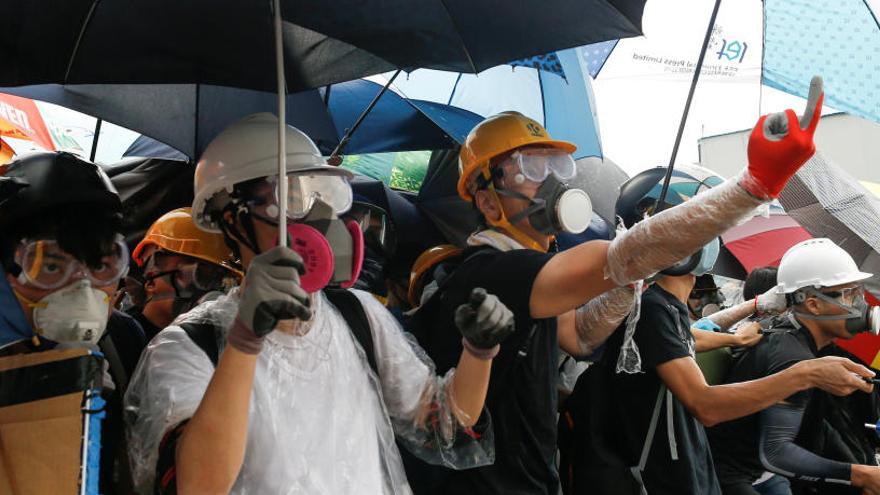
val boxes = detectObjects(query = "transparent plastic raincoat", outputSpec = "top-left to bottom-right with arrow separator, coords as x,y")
124,288 -> 493,494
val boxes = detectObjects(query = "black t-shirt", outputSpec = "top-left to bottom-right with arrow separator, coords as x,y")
708,318 -> 817,485
570,284 -> 722,495
128,308 -> 162,342
407,247 -> 558,495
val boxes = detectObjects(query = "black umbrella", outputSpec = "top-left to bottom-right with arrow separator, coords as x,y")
2,80 -> 480,159
99,157 -> 195,249
3,1 -> 645,92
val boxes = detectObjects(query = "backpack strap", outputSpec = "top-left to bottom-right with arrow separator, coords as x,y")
99,333 -> 129,393
420,247 -> 496,306
178,291 -> 377,375
630,384 -> 668,495
325,288 -> 379,376
179,321 -> 220,367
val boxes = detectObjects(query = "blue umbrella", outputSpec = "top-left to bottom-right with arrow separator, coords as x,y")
388,46 -> 603,159
1,80 -> 482,160
762,0 -> 880,124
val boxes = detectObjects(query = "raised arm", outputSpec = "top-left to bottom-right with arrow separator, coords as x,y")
700,287 -> 787,331
531,77 -> 824,319
558,285 -> 635,358
176,247 -> 311,494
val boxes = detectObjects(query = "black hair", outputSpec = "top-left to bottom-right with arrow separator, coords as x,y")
210,177 -> 271,261
743,266 -> 779,300
1,203 -> 122,272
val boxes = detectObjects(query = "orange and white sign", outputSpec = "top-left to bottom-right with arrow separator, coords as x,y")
0,94 -> 54,151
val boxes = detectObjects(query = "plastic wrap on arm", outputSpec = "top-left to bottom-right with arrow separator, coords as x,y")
123,292 -> 238,494
575,285 -> 635,356
605,175 -> 765,286
351,290 -> 494,470
616,280 -> 645,373
703,300 -> 755,331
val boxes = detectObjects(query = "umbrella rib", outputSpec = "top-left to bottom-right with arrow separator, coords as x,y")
436,0 -> 478,73
65,0 -> 102,83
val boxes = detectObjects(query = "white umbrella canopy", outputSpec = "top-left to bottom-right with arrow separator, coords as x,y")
591,0 -> 840,176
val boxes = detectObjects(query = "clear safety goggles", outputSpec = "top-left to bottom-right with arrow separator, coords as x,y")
15,238 -> 129,290
346,202 -> 396,256
498,148 -> 577,186
820,285 -> 865,306
144,252 -> 231,293
261,171 -> 353,220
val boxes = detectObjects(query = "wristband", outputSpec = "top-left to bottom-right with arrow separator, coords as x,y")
462,338 -> 500,360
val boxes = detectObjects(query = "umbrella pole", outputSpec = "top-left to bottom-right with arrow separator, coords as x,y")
89,118 -> 102,162
328,69 -> 402,162
654,0 -> 723,213
273,0 -> 288,248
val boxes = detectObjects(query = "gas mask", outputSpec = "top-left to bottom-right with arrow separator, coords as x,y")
688,287 -> 726,319
276,199 -> 364,293
143,256 -> 232,317
793,286 -> 880,336
22,279 -> 110,345
501,175 -> 593,235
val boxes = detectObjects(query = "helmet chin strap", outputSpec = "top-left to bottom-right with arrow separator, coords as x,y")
485,183 -> 547,252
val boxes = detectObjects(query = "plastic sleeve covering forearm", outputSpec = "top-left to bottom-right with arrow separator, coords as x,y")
605,172 -> 765,286
706,300 -> 755,331
759,403 -> 852,484
575,286 -> 635,355
364,283 -> 494,470
390,365 -> 495,470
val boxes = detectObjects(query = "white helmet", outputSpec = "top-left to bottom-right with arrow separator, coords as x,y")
192,113 -> 353,232
776,238 -> 872,294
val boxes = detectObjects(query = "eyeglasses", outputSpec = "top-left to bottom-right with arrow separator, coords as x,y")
144,256 -> 230,294
15,238 -> 129,290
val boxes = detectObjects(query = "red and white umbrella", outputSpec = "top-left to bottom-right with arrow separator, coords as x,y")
720,206 -> 813,275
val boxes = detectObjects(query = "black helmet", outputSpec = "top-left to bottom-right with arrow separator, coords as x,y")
615,167 -> 702,276
0,152 -> 121,230
0,152 -> 123,272
614,167 -> 675,229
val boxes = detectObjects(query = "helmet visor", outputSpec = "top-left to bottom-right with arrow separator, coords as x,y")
16,238 -> 129,290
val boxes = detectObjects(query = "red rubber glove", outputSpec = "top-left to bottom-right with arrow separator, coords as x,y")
741,76 -> 824,199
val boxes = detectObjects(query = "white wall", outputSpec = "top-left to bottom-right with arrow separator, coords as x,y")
699,113 -> 880,182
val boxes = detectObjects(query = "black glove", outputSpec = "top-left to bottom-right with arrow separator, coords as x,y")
454,288 -> 514,350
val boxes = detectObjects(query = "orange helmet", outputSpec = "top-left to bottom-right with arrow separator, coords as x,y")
457,111 -> 576,201
407,244 -> 463,307
132,207 -> 238,275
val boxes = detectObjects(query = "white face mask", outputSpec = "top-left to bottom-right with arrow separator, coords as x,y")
31,279 -> 111,345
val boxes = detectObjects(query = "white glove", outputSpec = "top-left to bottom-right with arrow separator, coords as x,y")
755,287 -> 786,315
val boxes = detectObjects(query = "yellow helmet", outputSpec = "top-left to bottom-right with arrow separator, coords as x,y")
407,244 -> 463,307
457,111 -> 576,201
132,207 -> 238,274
